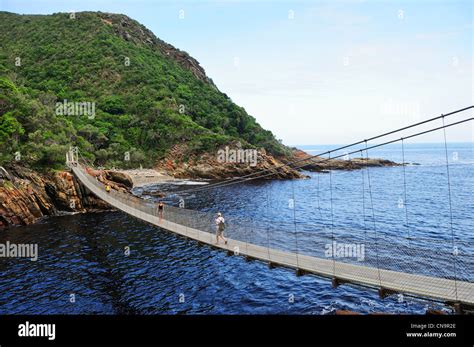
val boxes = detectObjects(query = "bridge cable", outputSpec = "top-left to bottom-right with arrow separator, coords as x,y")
360,150 -> 367,242
265,183 -> 271,263
401,138 -> 410,244
291,177 -> 300,270
328,152 -> 336,278
73,116 -> 473,198
245,211 -> 250,258
175,117 -> 473,196
212,191 -> 217,246
442,116 -> 458,302
174,107 -> 473,195
317,172 -> 323,219
174,116 -> 474,195
364,141 -> 383,289
239,189 -> 249,258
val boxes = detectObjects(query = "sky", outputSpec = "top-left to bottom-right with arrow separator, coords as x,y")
1,0 -> 472,145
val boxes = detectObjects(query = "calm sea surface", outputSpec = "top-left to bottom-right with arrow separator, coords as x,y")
0,143 -> 472,314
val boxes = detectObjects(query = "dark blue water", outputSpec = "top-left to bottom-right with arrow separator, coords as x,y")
0,143 -> 472,314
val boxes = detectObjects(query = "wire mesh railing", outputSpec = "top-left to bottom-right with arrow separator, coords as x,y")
66,133 -> 474,305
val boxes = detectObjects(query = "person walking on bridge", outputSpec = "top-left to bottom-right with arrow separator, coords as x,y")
215,212 -> 227,245
158,201 -> 165,222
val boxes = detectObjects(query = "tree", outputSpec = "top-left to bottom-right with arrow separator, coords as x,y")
0,111 -> 24,146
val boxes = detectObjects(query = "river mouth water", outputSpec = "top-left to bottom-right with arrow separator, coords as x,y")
0,143 -> 472,314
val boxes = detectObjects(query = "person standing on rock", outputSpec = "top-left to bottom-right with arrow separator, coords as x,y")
215,212 -> 227,245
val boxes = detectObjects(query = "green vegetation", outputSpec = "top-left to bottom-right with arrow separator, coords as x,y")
0,11 -> 290,170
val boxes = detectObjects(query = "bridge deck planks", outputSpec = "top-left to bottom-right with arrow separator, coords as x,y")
71,165 -> 474,306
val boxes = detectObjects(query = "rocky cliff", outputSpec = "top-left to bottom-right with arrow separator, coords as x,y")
153,144 -> 398,179
154,143 -> 306,179
0,165 -> 133,230
0,146 -> 398,230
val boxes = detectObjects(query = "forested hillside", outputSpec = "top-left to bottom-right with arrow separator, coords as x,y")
0,11 -> 289,170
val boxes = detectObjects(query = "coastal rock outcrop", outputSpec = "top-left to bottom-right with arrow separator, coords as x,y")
154,143 -> 307,180
0,165 -> 132,230
105,170 -> 134,189
288,149 -> 399,172
153,144 -> 399,179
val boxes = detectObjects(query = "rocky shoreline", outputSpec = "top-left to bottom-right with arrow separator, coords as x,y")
287,149 -> 400,172
0,164 -> 132,230
152,145 -> 399,180
0,148 -> 398,230
153,144 -> 306,180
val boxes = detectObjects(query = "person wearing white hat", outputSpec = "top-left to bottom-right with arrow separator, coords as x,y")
214,212 -> 227,245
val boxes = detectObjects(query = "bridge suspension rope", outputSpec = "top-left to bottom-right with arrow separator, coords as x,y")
360,149 -> 367,243
174,112 -> 474,195
291,178 -> 300,270
442,116 -> 458,302
328,152 -> 336,277
316,172 -> 322,220
401,138 -> 410,244
266,184 -> 271,263
365,140 -> 382,289
173,107 -> 473,195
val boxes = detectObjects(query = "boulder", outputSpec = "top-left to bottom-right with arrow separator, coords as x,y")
105,170 -> 133,188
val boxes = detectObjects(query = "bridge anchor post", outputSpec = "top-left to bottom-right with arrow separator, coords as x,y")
332,278 -> 341,288
295,268 -> 305,277
378,287 -> 398,299
453,302 -> 462,315
332,278 -> 350,288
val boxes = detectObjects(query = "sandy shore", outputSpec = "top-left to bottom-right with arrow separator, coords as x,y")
116,169 -> 175,187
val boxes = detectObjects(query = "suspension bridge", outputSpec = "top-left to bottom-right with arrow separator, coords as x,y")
66,106 -> 474,312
